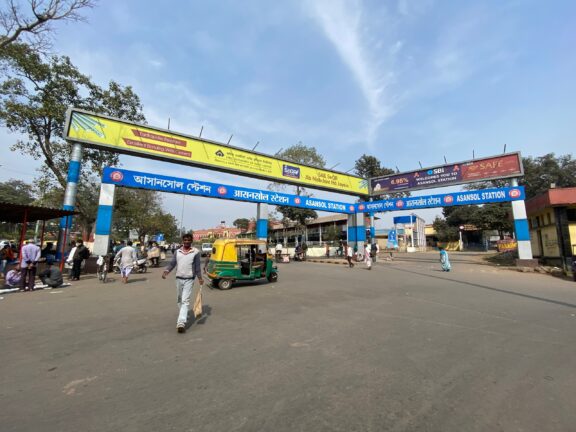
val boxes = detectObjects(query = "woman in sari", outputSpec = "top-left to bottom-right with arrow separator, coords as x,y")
439,247 -> 451,272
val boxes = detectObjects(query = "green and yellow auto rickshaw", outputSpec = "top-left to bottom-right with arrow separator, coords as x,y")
206,239 -> 278,290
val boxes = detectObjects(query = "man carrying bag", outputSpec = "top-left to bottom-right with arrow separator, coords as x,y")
162,233 -> 204,333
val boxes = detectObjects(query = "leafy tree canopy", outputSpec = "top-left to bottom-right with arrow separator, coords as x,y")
112,188 -> 179,242
276,206 -> 317,228
353,154 -> 404,199
353,154 -> 395,179
0,178 -> 35,204
520,153 -> 576,199
233,218 -> 250,231
0,42 -> 145,235
432,217 -> 459,242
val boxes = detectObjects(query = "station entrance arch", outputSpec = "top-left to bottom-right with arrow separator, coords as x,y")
60,108 -> 533,264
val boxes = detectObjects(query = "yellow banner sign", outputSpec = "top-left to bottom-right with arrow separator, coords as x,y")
65,109 -> 368,196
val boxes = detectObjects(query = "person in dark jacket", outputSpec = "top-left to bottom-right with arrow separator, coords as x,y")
72,239 -> 90,281
39,259 -> 64,288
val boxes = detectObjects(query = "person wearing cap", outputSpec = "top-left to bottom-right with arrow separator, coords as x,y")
20,239 -> 41,291
39,259 -> 64,288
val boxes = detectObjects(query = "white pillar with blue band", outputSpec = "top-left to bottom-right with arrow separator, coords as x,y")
256,203 -> 268,241
56,143 -> 82,259
347,212 -> 366,256
93,183 -> 117,256
511,179 -> 533,260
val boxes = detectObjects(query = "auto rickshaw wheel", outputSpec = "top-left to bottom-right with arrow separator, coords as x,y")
218,279 -> 233,290
267,272 -> 278,283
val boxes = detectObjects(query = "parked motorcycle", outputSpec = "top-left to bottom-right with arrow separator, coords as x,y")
135,257 -> 148,273
113,258 -> 148,273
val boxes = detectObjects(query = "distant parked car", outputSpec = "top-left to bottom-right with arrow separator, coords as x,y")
201,243 -> 213,257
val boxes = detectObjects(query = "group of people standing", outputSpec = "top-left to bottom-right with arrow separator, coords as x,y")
2,239 -> 90,291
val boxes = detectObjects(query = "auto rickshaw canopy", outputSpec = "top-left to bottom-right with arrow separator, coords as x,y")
211,238 -> 268,262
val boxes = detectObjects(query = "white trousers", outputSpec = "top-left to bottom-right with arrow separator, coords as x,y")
176,278 -> 197,325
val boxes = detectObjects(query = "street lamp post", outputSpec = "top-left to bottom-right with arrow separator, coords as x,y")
459,225 -> 464,251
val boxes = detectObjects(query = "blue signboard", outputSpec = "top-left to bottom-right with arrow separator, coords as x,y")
387,229 -> 398,249
102,167 -> 355,214
356,186 -> 525,213
393,215 -> 417,225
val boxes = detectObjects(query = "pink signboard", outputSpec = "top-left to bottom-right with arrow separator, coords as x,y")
370,153 -> 523,195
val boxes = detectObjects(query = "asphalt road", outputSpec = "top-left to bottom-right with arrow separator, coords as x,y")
1,257 -> 575,432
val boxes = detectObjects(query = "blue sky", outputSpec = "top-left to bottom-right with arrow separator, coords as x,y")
1,0 -> 575,230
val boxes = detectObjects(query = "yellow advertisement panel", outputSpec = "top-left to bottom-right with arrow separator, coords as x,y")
65,109 -> 368,196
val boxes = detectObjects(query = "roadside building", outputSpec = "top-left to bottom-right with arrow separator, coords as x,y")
525,187 -> 576,270
192,222 -> 243,242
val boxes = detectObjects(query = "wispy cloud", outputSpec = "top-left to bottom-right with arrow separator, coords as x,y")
305,0 -> 397,143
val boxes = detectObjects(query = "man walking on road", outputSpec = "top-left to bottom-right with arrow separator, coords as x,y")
114,240 -> 138,284
162,233 -> 204,333
344,241 -> 354,268
364,243 -> 372,270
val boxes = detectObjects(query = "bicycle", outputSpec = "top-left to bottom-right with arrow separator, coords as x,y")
96,255 -> 108,283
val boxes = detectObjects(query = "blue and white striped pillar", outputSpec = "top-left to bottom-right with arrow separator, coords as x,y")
369,212 -> 375,241
511,179 -> 533,260
347,212 -> 366,257
256,203 -> 268,241
92,183 -> 116,256
56,143 -> 83,259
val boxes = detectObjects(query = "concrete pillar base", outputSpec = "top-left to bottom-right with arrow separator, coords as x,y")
515,258 -> 539,268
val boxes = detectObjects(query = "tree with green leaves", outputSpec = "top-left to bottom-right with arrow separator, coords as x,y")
0,178 -> 35,204
354,154 -> 395,180
471,203 -> 513,238
432,216 -> 459,242
0,42 -> 145,235
353,153 -> 406,200
233,218 -> 250,231
0,0 -> 95,51
112,188 -> 179,242
520,153 -> 576,199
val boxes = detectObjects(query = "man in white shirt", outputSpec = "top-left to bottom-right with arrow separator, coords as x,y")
344,242 -> 354,268
114,241 -> 137,284
275,242 -> 283,261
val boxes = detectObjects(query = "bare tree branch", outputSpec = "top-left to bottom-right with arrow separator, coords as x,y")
0,0 -> 96,51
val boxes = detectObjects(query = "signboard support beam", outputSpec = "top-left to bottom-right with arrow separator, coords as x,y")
93,183 -> 117,256
510,179 -> 535,263
57,143 -> 82,260
347,213 -> 366,259
256,203 -> 268,241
